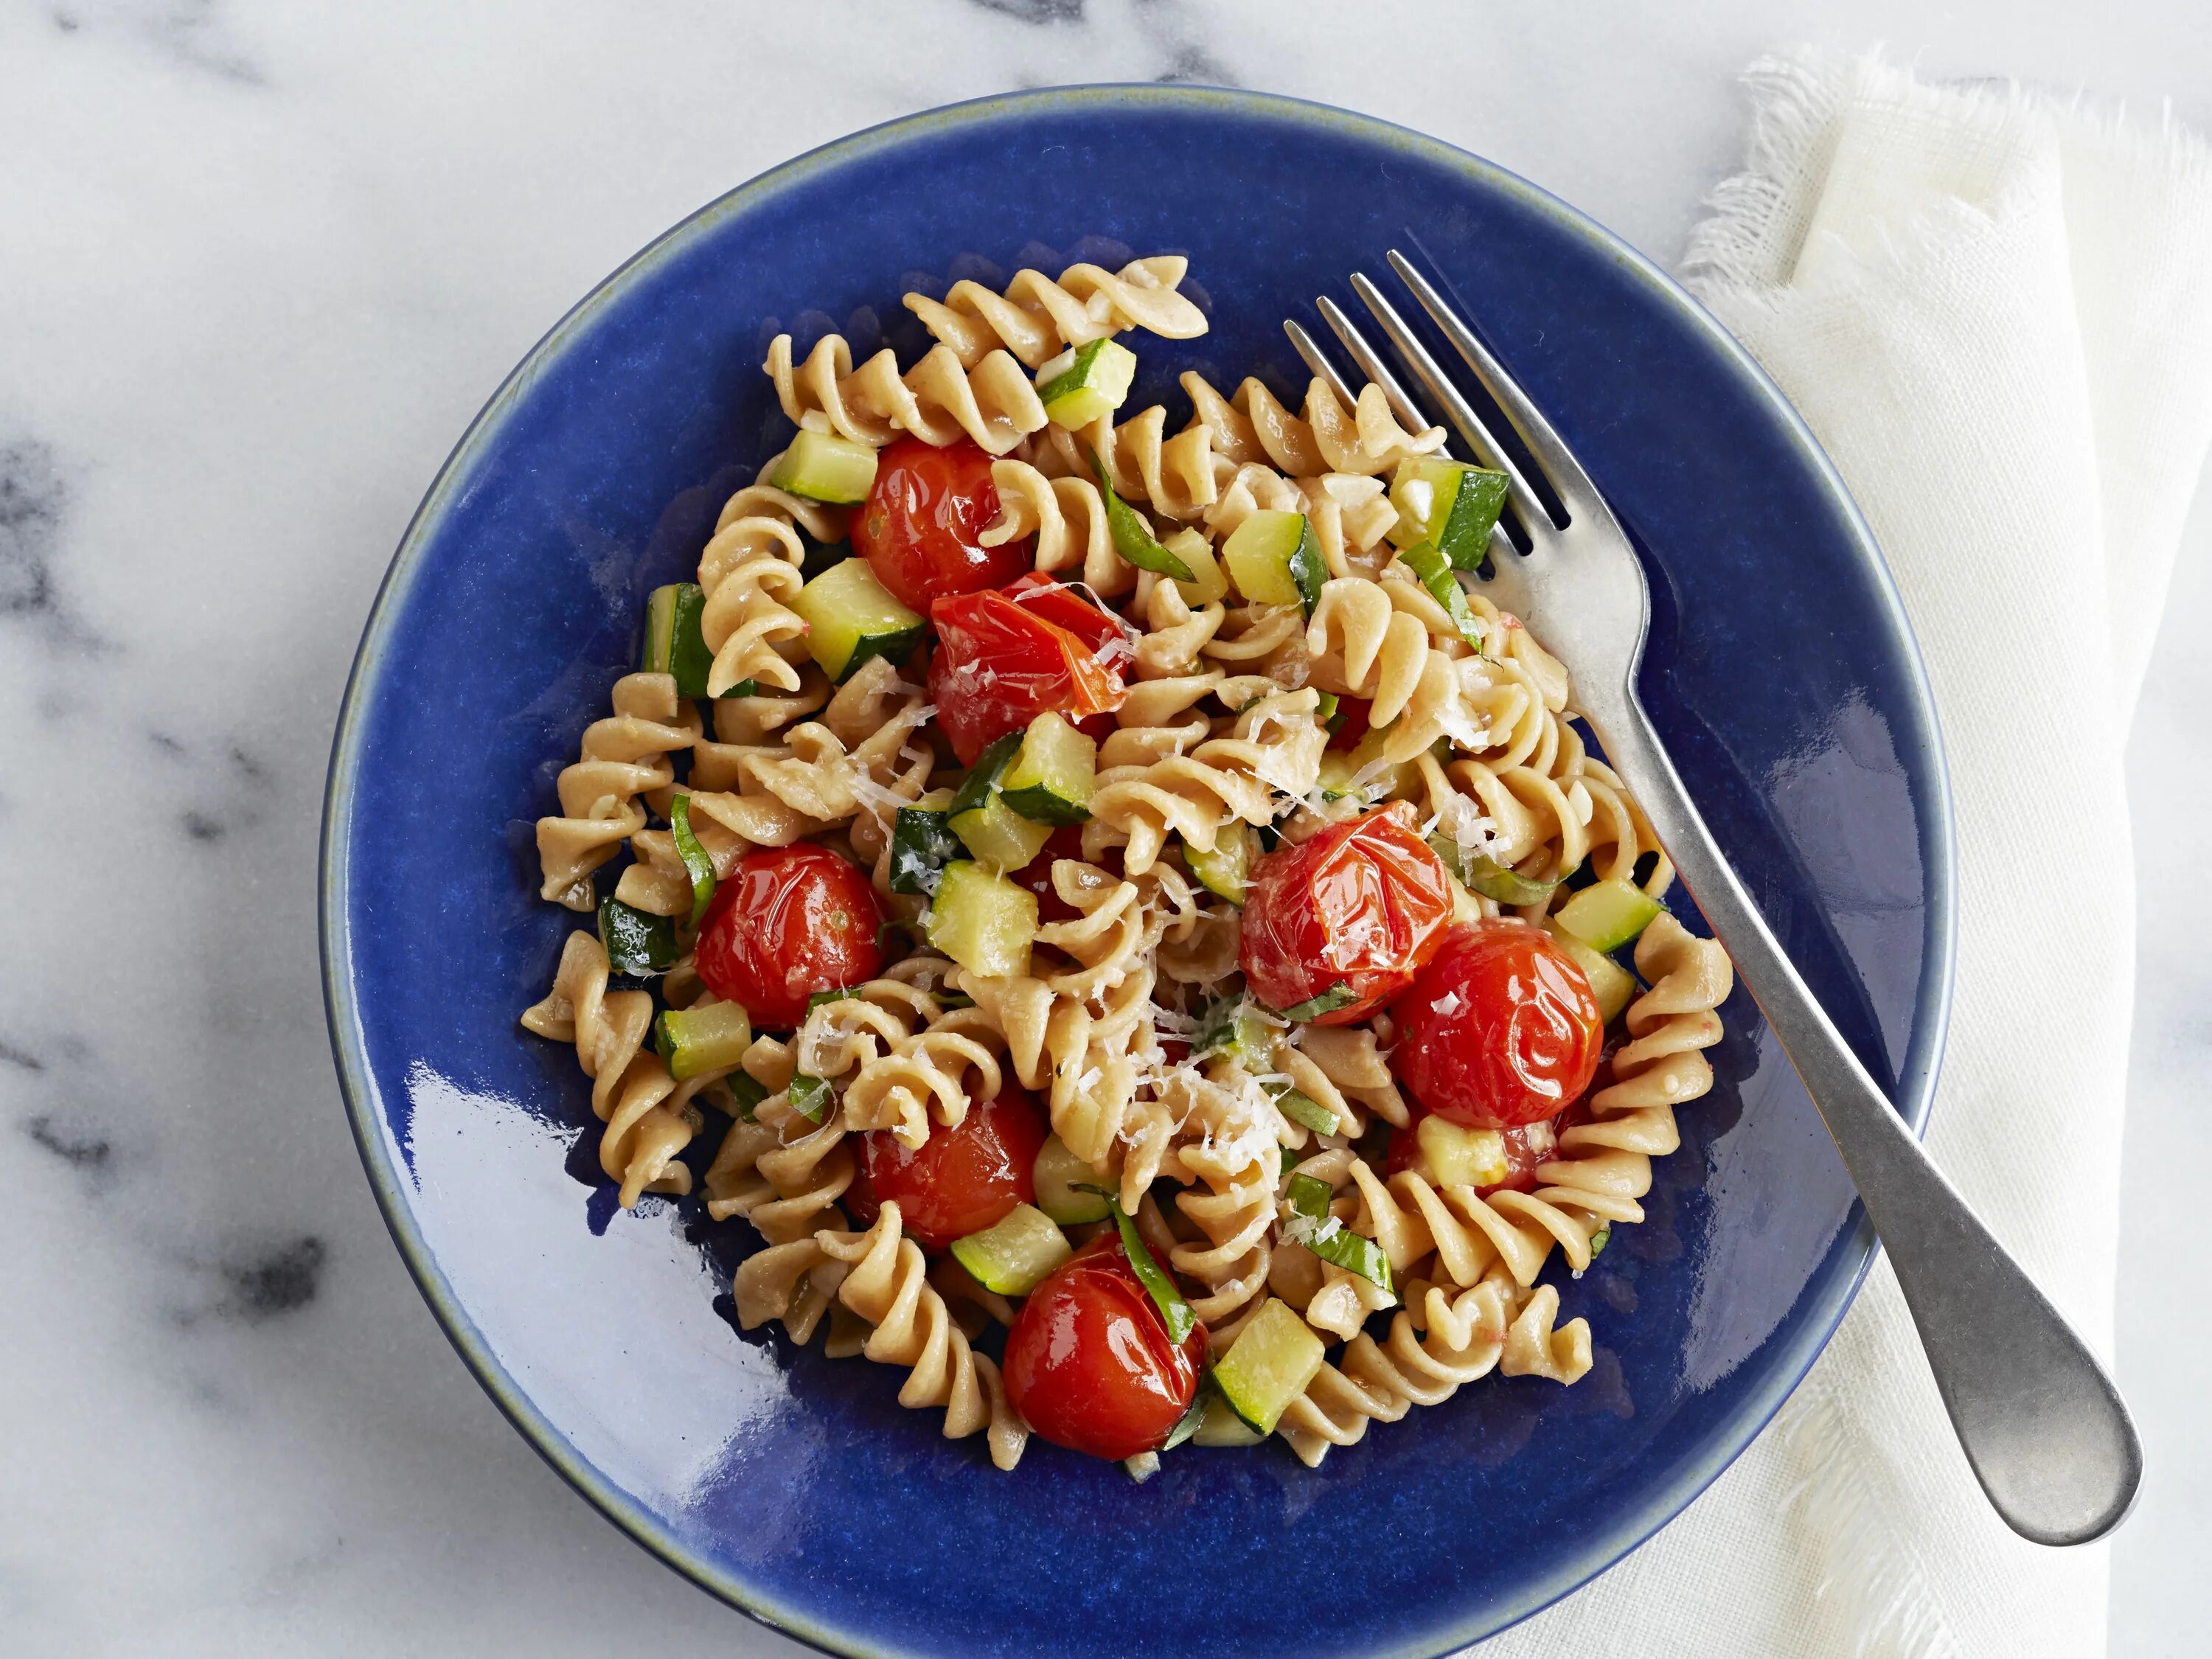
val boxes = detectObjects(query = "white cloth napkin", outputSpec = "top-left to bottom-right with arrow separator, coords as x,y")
1476,48 -> 2212,1659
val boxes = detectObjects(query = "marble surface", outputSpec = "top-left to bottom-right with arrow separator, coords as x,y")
1,3 -> 2203,1655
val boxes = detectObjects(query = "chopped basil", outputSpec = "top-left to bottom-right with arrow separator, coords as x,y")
805,987 -> 860,1013
1427,835 -> 1559,907
1160,1387 -> 1209,1452
1397,540 -> 1487,649
1588,1223 -> 1611,1257
668,793 -> 717,928
598,897 -> 676,975
1076,1184 -> 1197,1346
1088,451 -> 1197,582
723,1073 -> 767,1123
1284,1172 -> 1394,1295
1273,982 -> 1357,1023
1267,1083 -> 1340,1136
788,1074 -> 832,1124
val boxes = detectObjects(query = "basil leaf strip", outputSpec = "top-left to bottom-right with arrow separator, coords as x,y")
723,1073 -> 768,1123
1273,982 -> 1356,1023
1088,450 -> 1197,582
1427,835 -> 1559,906
597,897 -> 676,975
787,1074 -> 832,1124
1266,1083 -> 1340,1136
1074,1184 -> 1197,1346
1397,540 -> 1487,650
1284,1173 -> 1394,1295
805,987 -> 860,1012
1161,1386 -> 1209,1452
669,793 -> 717,928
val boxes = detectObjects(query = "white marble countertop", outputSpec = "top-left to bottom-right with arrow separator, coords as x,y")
2,3 -> 2204,1655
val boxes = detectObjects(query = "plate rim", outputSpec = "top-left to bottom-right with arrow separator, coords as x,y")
319,81 -> 1956,1659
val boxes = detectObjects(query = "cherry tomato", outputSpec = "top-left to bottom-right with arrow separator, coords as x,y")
1389,920 -> 1603,1128
1325,695 -> 1372,753
928,588 -> 1129,765
1238,803 -> 1455,1024
852,437 -> 1032,613
1003,1234 -> 1208,1461
852,1085 -> 1047,1251
694,844 -> 886,1029
1007,824 -> 1088,924
999,572 -> 1137,677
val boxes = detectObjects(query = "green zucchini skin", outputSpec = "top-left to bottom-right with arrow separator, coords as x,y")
598,897 -> 676,975
998,712 -> 1096,826
793,557 -> 925,682
888,807 -> 961,897
641,582 -> 718,698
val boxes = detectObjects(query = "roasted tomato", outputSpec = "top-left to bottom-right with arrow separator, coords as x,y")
1390,920 -> 1604,1128
694,844 -> 885,1029
1238,802 -> 1455,1023
1007,824 -> 1089,925
849,1085 -> 1047,1250
999,571 -> 1137,675
928,583 -> 1130,765
1003,1234 -> 1208,1461
852,436 -> 1032,612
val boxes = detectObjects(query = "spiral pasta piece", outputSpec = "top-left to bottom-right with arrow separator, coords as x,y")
816,1204 -> 1029,1470
696,472 -> 837,697
906,254 -> 1208,370
767,333 -> 1046,454
983,459 -> 1127,595
1088,686 -> 1326,874
518,931 -> 697,1206
1026,402 -> 1218,521
534,672 -> 700,911
1180,370 -> 1445,479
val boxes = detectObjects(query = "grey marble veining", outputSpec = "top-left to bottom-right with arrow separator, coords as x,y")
1,2 -> 2204,1655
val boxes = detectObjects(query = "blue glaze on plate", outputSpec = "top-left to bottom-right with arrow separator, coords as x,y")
321,87 -> 1952,1659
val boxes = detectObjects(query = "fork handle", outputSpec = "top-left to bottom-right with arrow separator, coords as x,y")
1584,690 -> 2141,1546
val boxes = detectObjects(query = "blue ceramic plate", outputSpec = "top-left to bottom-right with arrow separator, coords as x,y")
322,87 -> 1952,1659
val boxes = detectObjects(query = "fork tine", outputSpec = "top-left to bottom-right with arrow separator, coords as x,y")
1347,271 -> 1553,538
1385,250 -> 1604,519
1282,320 -> 1358,411
1315,295 -> 1433,437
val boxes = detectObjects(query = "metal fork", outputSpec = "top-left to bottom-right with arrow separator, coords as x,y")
1288,249 -> 2140,1548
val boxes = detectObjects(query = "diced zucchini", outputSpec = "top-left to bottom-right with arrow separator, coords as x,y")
949,1203 -> 1072,1295
1033,1134 -> 1113,1225
599,897 -> 675,975
1316,735 -> 1419,804
1427,835 -> 1559,907
1212,1298 -> 1326,1436
888,805 -> 961,897
1273,982 -> 1356,1023
1037,338 -> 1138,429
767,428 -> 879,505
926,860 -> 1037,978
1545,921 -> 1638,1024
1554,878 -> 1664,952
1396,542 -> 1486,649
1414,1116 -> 1508,1188
653,1001 -> 753,1081
1165,528 -> 1228,606
1192,1389 -> 1266,1447
640,582 -> 717,698
1269,1084 -> 1339,1136
948,733 -> 1056,869
1284,1173 -> 1393,1293
1589,1222 -> 1612,1256
1386,456 -> 1510,571
1222,509 -> 1326,616
793,557 -> 925,682
1088,453 -> 1197,580
1184,822 -> 1252,907
999,712 -> 1096,825
1194,995 -> 1271,1066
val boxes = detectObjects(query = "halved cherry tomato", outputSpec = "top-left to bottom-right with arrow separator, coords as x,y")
1390,919 -> 1603,1128
848,1085 -> 1046,1250
1007,824 -> 1088,925
1002,1233 -> 1208,1461
852,436 -> 1032,613
694,844 -> 885,1029
928,587 -> 1129,765
1000,571 -> 1137,678
1238,802 -> 1454,1024
1326,694 -> 1372,753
